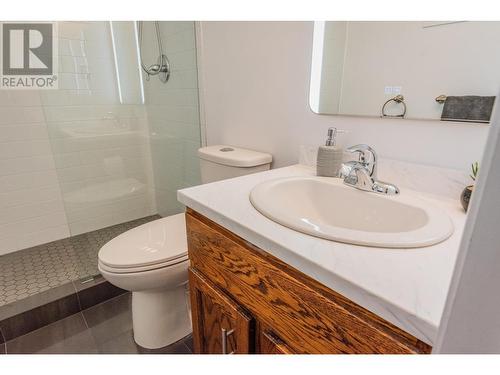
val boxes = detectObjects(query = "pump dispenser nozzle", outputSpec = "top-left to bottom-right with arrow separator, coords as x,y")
325,127 -> 337,146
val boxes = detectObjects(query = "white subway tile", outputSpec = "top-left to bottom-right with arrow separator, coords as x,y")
0,123 -> 48,143
0,170 -> 59,193
0,155 -> 56,176
169,49 -> 197,71
0,107 -> 45,125
0,234 -> 20,256
52,152 -> 82,168
0,140 -> 53,160
0,211 -> 68,240
0,199 -> 65,225
0,186 -> 63,208
68,214 -> 115,236
164,28 -> 196,54
0,91 -> 42,107
56,165 -> 89,184
17,224 -> 70,253
0,21 -> 202,254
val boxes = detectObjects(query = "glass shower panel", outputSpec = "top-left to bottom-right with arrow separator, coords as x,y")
143,21 -> 202,217
0,21 -> 202,292
43,21 -> 202,280
42,21 -> 157,279
43,21 -> 156,237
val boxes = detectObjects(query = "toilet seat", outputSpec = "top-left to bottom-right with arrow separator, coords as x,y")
98,213 -> 188,274
98,255 -> 189,274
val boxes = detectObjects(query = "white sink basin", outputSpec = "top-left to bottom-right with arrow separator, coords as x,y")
249,176 -> 454,248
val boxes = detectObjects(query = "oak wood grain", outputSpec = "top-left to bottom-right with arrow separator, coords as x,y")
186,208 -> 431,354
259,326 -> 294,354
189,268 -> 254,354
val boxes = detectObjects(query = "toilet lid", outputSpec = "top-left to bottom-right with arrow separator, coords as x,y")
98,213 -> 188,269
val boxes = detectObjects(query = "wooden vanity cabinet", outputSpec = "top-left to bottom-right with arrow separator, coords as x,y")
257,325 -> 294,354
189,268 -> 253,354
185,208 -> 431,354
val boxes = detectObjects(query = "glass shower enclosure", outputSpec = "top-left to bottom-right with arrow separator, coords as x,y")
0,21 -> 202,306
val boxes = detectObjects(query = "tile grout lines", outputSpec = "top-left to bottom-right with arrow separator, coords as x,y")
0,215 -> 160,307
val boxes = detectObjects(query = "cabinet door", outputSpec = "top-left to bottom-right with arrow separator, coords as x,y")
189,268 -> 254,354
258,327 -> 294,354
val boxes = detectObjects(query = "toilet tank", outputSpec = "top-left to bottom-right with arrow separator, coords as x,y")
198,145 -> 272,184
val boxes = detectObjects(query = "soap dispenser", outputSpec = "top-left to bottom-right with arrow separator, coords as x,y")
317,127 -> 344,177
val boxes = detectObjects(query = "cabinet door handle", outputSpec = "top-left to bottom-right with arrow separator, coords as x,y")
221,328 -> 235,354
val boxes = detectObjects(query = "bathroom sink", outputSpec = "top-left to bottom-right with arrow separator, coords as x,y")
249,176 -> 453,248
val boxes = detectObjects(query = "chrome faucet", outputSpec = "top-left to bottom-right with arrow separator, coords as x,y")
340,144 -> 400,195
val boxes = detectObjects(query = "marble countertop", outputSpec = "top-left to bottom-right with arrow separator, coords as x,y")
177,164 -> 466,346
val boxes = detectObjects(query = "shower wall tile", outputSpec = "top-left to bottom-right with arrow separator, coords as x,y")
0,95 -> 69,256
164,69 -> 199,89
18,225 -> 72,252
169,49 -> 198,71
146,104 -> 200,124
154,189 -> 185,218
0,21 -> 158,255
0,124 -> 49,143
0,21 -> 202,255
143,21 -> 202,217
0,186 -> 63,209
40,90 -> 117,107
0,107 -> 45,125
43,21 -> 156,237
58,21 -> 104,42
0,91 -> 42,107
0,140 -> 53,160
0,170 -> 59,192
0,156 -> 56,177
0,211 -> 67,238
0,201 -> 65,226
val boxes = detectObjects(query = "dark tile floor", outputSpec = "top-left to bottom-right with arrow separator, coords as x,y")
1,293 -> 193,354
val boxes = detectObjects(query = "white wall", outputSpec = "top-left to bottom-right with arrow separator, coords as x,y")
199,21 -> 489,171
434,90 -> 500,353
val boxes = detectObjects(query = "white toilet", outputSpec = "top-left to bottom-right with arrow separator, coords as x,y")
98,145 -> 272,349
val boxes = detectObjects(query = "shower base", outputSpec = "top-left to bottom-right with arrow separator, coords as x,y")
0,215 -> 161,343
0,215 -> 160,307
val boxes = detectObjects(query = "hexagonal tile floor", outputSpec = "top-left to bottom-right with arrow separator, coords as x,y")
0,215 -> 160,307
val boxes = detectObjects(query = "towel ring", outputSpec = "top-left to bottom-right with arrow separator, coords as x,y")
382,95 -> 407,118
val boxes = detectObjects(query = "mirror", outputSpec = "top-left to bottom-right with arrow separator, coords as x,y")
309,21 -> 500,123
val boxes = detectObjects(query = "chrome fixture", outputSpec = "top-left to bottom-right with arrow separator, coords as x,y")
340,144 -> 400,195
435,94 -> 447,104
221,328 -> 235,354
382,94 -> 407,118
137,21 -> 170,83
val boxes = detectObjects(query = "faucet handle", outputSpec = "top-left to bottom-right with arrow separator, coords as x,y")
347,144 -> 375,160
346,144 -> 377,177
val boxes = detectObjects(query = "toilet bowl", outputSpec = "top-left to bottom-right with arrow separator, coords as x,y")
99,145 -> 272,349
98,213 -> 191,349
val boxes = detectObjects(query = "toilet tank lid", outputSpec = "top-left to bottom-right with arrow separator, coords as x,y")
198,145 -> 272,167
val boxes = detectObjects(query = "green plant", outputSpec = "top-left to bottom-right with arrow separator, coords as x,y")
470,161 -> 479,182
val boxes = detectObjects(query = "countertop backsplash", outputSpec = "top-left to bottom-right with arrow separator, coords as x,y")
298,145 -> 469,200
